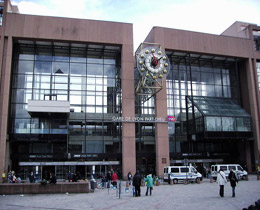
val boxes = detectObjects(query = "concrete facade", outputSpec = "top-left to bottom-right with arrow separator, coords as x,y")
0,0 -> 136,181
0,0 -> 260,182
144,24 -> 260,172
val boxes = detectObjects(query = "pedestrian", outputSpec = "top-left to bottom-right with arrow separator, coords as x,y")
133,170 -> 142,197
106,171 -> 112,188
145,174 -> 153,196
206,167 -> 211,179
217,169 -> 227,197
101,173 -> 106,188
127,172 -> 132,185
244,165 -> 248,172
29,171 -> 35,183
228,169 -> 238,197
49,172 -> 57,184
8,170 -> 12,183
11,171 -> 17,183
111,171 -> 118,188
72,173 -> 78,182
67,171 -> 72,182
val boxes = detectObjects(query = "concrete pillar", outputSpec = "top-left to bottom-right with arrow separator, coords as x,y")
155,79 -> 169,177
244,59 -> 260,171
0,36 -> 12,182
245,141 -> 252,172
121,42 -> 136,179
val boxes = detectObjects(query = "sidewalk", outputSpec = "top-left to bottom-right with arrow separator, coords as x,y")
0,175 -> 260,210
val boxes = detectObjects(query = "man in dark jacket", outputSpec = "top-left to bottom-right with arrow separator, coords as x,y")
228,169 -> 238,197
106,171 -> 112,188
133,170 -> 142,197
29,171 -> 35,183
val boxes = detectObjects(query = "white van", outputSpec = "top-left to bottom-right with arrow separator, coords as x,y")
164,166 -> 202,184
211,164 -> 247,180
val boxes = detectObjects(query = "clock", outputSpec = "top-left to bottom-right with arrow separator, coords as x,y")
136,46 -> 170,81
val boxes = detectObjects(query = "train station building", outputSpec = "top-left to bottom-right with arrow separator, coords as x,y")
0,0 -> 260,181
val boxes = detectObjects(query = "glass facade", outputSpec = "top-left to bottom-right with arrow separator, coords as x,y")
0,6 -> 3,26
186,96 -> 252,135
257,62 -> 260,90
135,89 -> 156,174
253,30 -> 260,51
165,51 -> 247,161
9,41 -> 122,179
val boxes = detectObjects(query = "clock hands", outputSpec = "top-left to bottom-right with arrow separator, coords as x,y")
151,52 -> 158,67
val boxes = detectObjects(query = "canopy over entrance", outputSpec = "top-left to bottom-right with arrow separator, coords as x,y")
186,96 -> 253,140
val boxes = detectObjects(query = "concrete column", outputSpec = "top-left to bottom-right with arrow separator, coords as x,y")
0,36 -> 12,182
245,141 -> 252,172
245,59 -> 260,171
121,43 -> 136,179
155,80 -> 169,177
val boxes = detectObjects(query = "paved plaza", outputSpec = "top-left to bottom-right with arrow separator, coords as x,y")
0,175 -> 260,210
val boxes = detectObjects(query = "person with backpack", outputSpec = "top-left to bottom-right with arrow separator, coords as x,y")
217,169 -> 227,197
228,169 -> 238,197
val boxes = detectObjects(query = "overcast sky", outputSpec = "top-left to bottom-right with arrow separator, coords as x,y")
11,0 -> 260,52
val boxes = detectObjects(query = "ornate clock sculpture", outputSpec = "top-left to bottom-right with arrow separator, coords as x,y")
135,43 -> 170,103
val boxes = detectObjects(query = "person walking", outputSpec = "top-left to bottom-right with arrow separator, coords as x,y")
228,169 -> 238,197
217,169 -> 227,197
133,170 -> 142,197
101,173 -> 106,188
145,174 -> 153,196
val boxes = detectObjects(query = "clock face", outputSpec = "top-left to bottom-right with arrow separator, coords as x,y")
136,46 -> 170,80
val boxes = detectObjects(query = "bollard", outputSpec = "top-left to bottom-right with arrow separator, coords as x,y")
170,179 -> 173,185
245,175 -> 249,181
156,180 -> 160,186
257,174 -> 260,180
197,178 -> 200,184
210,177 -> 214,183
126,182 -> 129,187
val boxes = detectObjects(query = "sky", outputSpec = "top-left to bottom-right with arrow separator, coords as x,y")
11,0 -> 260,52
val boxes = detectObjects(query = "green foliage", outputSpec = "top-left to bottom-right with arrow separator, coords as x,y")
40,179 -> 47,185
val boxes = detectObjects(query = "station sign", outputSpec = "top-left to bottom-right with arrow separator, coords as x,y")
168,116 -> 176,122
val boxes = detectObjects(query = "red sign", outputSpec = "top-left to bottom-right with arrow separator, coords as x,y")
168,116 -> 176,122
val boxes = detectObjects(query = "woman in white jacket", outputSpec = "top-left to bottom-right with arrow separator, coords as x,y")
217,169 -> 227,197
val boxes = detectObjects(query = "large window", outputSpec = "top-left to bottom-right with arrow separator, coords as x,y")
0,6 -> 3,26
10,40 -> 122,156
166,52 -> 238,122
257,62 -> 260,90
253,30 -> 260,51
166,52 -> 241,153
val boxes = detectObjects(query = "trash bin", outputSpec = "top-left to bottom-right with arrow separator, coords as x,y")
91,180 -> 95,190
